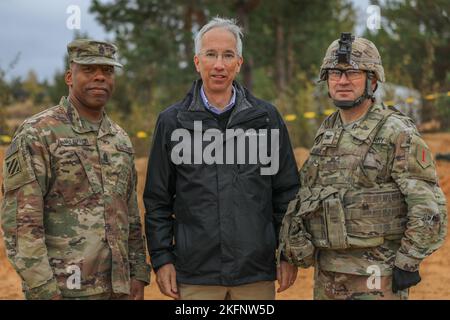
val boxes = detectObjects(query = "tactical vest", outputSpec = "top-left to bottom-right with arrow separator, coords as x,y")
298,107 -> 408,249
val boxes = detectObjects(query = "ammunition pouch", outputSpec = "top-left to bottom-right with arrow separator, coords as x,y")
301,185 -> 407,249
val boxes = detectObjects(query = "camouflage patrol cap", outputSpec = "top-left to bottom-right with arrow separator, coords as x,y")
319,37 -> 385,82
67,39 -> 123,68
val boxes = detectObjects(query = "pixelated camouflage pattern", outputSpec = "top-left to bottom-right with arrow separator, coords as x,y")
0,97 -> 150,299
319,37 -> 385,82
67,39 -> 123,68
279,104 -> 447,277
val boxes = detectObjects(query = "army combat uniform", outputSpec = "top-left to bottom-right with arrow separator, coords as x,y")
1,96 -> 151,299
279,34 -> 447,300
280,103 -> 447,299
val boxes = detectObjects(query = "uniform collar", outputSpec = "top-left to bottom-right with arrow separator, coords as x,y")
336,104 -> 385,142
60,96 -> 117,138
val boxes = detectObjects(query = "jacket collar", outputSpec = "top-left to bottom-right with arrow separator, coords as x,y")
187,79 -> 253,113
60,96 -> 117,138
178,79 -> 267,131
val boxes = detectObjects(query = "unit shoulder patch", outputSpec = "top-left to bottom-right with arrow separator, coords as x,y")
5,156 -> 21,177
416,143 -> 432,169
2,139 -> 37,192
408,134 -> 436,183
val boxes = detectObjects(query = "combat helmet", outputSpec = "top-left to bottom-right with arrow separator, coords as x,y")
319,32 -> 384,109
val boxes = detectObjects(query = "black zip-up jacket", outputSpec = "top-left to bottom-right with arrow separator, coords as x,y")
144,79 -> 299,285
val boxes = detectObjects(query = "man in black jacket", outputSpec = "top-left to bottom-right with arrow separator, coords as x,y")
144,17 -> 300,300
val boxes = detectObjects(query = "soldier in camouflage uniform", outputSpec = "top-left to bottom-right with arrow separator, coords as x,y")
0,39 -> 151,300
278,33 -> 447,300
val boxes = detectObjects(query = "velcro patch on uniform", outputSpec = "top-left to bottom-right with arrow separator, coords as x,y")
3,138 -> 37,192
116,144 -> 134,154
58,138 -> 92,147
5,141 -> 19,159
416,144 -> 432,169
322,130 -> 335,145
407,134 -> 436,183
5,156 -> 21,177
321,128 -> 342,147
373,137 -> 387,145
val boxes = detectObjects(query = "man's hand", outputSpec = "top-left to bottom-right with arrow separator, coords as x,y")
156,263 -> 180,299
129,279 -> 146,300
392,266 -> 421,293
276,260 -> 298,293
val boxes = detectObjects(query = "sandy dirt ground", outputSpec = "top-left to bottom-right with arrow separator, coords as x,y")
0,133 -> 449,300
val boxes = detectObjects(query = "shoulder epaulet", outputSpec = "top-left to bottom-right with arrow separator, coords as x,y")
383,104 -> 407,117
382,104 -> 417,129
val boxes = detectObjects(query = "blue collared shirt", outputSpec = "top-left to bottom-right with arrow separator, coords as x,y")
200,85 -> 236,115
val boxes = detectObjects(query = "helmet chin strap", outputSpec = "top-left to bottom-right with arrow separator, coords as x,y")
331,72 -> 376,110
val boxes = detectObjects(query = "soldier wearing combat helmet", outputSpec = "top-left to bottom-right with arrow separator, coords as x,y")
278,33 -> 447,299
1,39 -> 151,300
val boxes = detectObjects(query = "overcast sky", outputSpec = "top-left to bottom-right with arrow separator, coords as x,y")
0,0 -> 370,83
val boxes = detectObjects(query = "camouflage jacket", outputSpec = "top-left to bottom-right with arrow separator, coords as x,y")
1,97 -> 150,299
279,104 -> 447,275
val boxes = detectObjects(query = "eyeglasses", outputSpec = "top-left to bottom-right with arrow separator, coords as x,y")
327,69 -> 365,81
199,51 -> 238,64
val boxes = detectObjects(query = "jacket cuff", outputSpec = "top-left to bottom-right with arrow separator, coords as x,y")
394,251 -> 421,272
130,263 -> 152,285
24,278 -> 61,300
151,251 -> 176,272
